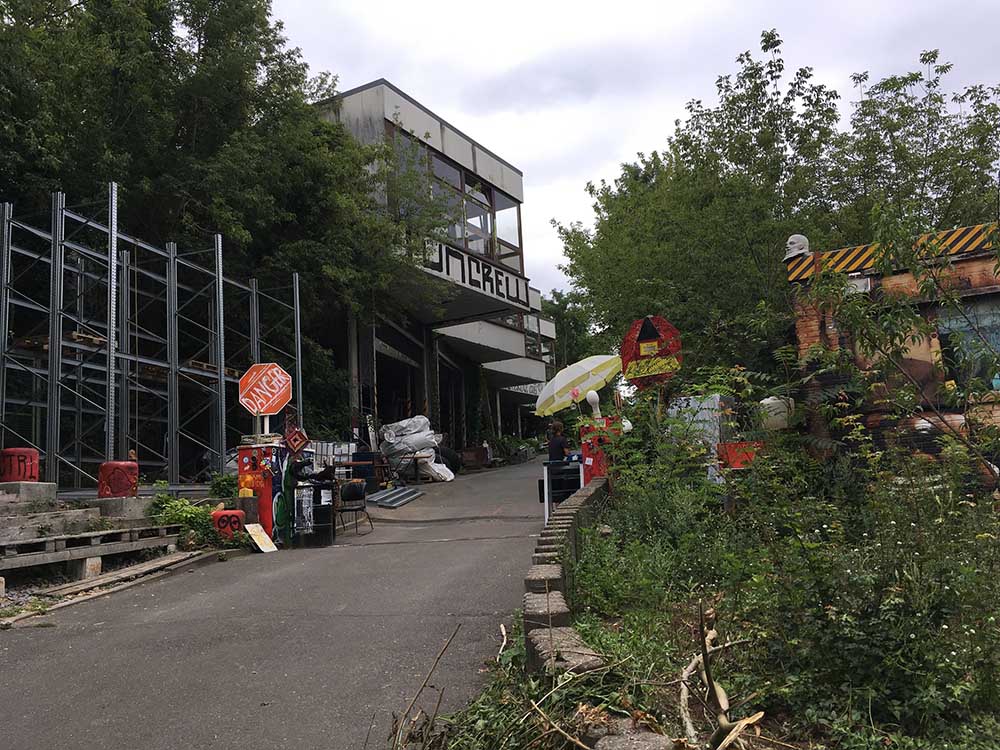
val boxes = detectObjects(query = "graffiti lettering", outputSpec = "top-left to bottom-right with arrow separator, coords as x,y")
426,243 -> 530,310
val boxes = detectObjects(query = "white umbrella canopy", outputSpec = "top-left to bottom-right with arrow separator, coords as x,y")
534,354 -> 622,416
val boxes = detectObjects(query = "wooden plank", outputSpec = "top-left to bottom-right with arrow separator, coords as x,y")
41,550 -> 201,596
0,534 -> 181,572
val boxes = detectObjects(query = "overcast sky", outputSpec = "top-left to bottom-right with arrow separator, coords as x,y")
272,0 -> 999,296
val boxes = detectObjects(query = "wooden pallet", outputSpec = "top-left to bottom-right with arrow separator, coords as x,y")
186,359 -> 240,378
0,524 -> 182,572
67,331 -> 107,347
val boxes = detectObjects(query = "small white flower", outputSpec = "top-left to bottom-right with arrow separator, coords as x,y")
910,633 -> 916,639
942,625 -> 949,630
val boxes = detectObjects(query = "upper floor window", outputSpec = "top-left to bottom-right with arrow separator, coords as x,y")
465,175 -> 491,207
432,154 -> 462,190
495,191 -> 520,248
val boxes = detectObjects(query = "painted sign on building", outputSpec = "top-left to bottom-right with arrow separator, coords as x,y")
425,242 -> 530,311
621,315 -> 682,389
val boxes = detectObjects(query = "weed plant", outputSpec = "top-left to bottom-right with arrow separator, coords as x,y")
570,413 -> 1000,748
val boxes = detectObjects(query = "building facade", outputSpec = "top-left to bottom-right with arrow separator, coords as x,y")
318,80 -> 555,447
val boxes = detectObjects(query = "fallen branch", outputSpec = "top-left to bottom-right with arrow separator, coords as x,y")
497,623 -> 508,663
392,623 -> 461,749
529,699 -> 590,750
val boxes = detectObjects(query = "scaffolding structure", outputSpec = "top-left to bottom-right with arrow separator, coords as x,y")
0,185 -> 303,487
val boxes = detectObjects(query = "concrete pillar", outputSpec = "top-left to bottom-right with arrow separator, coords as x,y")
424,328 -> 441,429
347,311 -> 360,432
495,389 -> 502,436
68,556 -> 102,581
0,576 -> 5,598
516,405 -> 522,437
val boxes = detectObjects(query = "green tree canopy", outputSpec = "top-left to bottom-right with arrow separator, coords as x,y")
557,31 -> 1000,374
0,0 -> 452,434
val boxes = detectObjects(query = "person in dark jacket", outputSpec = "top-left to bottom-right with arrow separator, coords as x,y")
547,421 -> 570,462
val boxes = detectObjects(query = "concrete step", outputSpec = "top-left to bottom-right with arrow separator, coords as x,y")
0,508 -> 101,543
0,500 -> 61,515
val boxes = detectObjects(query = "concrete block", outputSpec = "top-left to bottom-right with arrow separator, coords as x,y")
0,482 -> 57,505
532,551 -> 561,565
67,556 -> 102,580
522,591 -> 570,632
526,626 -> 604,675
0,575 -> 5,597
595,731 -> 677,749
524,564 -> 563,594
0,508 -> 100,542
88,496 -> 150,520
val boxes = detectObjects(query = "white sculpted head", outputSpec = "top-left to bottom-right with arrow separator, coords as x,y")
784,234 -> 810,262
586,389 -> 602,419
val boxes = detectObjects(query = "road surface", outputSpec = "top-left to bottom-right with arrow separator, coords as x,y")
0,460 -> 543,749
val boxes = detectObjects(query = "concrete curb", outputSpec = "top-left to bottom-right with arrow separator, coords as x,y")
0,547 -> 251,630
366,513 -> 540,525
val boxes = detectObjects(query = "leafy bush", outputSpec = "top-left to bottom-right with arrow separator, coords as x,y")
209,472 -> 238,499
153,497 -> 220,548
573,428 -> 1000,746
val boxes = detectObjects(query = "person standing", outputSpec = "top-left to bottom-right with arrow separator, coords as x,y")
547,421 -> 570,462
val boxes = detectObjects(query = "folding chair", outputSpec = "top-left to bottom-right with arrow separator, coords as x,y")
337,479 -> 373,535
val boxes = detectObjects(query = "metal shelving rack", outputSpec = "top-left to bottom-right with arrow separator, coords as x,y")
0,184 -> 303,487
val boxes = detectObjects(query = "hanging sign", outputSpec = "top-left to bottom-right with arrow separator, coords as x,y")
620,315 -> 682,389
239,363 -> 292,416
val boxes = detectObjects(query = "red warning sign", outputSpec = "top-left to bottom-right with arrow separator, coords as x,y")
239,363 -> 292,416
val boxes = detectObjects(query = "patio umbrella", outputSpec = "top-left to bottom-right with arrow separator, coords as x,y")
534,354 -> 622,416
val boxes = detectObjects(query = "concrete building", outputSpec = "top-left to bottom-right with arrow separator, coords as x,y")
317,80 -> 555,447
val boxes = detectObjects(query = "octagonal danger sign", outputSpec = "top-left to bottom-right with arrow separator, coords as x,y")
239,363 -> 292,416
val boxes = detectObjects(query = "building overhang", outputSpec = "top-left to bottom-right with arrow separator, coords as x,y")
501,381 -> 544,405
483,357 -> 547,388
437,320 -> 525,363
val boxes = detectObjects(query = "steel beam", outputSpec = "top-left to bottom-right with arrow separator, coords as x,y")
293,271 -> 303,422
213,234 -> 226,473
118,237 -> 130,461
0,203 -> 12,448
249,278 -> 260,363
45,193 -> 65,482
166,242 -> 180,484
104,182 -> 118,459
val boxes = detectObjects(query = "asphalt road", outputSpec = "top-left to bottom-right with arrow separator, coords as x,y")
0,460 -> 543,749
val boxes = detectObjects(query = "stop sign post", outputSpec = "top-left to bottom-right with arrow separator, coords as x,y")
239,363 -> 292,434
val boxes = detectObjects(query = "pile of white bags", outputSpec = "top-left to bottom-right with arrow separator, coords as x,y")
379,416 -> 455,482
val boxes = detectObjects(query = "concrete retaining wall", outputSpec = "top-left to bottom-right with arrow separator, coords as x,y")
518,477 -> 675,748
521,477 -> 607,675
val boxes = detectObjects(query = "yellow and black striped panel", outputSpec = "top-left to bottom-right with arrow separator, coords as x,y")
787,222 -> 997,282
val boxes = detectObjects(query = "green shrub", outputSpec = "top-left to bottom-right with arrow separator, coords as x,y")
572,429 -> 1000,745
209,473 -> 238,499
153,497 -> 220,548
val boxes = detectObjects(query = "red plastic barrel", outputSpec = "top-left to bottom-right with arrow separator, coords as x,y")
97,461 -> 139,498
0,448 -> 40,483
211,509 -> 245,539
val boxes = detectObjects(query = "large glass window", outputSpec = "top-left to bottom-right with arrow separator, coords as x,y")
495,191 -> 520,247
465,175 -> 491,206
465,198 -> 493,255
432,154 -> 461,190
431,181 -> 464,244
